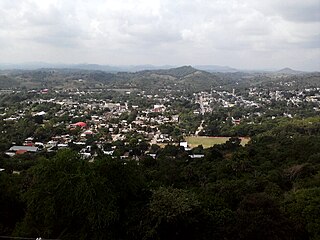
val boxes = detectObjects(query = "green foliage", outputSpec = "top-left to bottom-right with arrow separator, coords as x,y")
149,187 -> 200,222
283,188 -> 320,240
0,117 -> 319,239
16,150 -> 119,239
234,193 -> 295,240
0,173 -> 24,235
144,187 -> 201,240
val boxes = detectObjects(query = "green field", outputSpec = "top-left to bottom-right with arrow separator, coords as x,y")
185,136 -> 250,148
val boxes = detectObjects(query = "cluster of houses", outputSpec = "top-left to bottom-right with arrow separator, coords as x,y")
194,85 -> 320,123
2,90 -> 186,159
2,84 -> 319,161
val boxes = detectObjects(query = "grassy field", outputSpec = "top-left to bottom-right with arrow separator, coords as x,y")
185,136 -> 250,148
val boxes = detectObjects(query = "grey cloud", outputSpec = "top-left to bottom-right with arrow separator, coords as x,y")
293,34 -> 320,49
4,1 -> 87,48
283,5 -> 320,22
120,22 -> 182,45
0,0 -> 319,70
250,0 -> 320,23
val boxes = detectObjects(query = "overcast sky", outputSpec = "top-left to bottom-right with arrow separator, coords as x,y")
1,0 -> 319,70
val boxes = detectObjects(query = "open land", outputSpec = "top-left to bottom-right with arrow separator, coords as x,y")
186,136 -> 250,148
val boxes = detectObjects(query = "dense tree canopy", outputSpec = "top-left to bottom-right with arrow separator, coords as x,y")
0,118 -> 319,239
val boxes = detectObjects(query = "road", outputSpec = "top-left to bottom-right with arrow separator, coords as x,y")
195,120 -> 204,136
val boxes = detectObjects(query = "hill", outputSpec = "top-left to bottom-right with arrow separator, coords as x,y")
276,67 -> 303,75
1,66 -> 319,91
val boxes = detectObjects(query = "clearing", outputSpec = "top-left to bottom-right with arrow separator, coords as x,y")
185,136 -> 250,148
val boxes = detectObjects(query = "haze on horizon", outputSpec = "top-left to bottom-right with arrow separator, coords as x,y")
0,0 -> 319,71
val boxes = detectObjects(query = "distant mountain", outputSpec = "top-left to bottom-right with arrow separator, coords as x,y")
1,65 -> 320,91
0,63 -> 237,73
67,64 -> 176,72
195,65 -> 238,73
0,63 -> 175,72
276,67 -> 304,74
109,65 -> 220,91
139,65 -> 199,78
1,63 -> 313,74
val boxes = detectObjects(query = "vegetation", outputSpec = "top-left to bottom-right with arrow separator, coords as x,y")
0,67 -> 319,239
0,117 -> 319,239
1,67 -> 319,92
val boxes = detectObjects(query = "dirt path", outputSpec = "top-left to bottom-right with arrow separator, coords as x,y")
195,120 -> 204,136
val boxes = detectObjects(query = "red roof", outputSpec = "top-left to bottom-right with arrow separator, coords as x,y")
16,150 -> 27,155
73,122 -> 87,127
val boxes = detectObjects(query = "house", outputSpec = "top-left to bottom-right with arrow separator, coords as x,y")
179,141 -> 191,151
147,153 -> 157,159
103,150 -> 114,155
6,146 -> 39,156
153,104 -> 166,113
41,89 -> 49,94
189,154 -> 205,159
231,117 -> 241,125
34,111 -> 46,116
71,122 -> 87,128
180,142 -> 188,149
172,115 -> 179,122
9,146 -> 39,152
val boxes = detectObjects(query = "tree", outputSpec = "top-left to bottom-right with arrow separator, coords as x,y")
15,150 -> 119,239
33,115 -> 44,124
234,193 -> 296,240
0,173 -> 24,235
144,187 -> 202,240
283,187 -> 320,240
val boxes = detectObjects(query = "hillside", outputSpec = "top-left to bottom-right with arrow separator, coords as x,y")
0,66 -> 319,91
276,67 -> 303,75
0,66 -> 219,91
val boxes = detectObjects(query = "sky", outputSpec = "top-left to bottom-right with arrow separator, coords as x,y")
0,0 -> 319,70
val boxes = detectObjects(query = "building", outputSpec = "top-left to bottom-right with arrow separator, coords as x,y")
6,146 -> 39,156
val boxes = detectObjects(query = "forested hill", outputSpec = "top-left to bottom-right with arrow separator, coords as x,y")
1,66 -> 319,91
0,117 -> 319,239
138,65 -> 199,77
0,66 -> 220,91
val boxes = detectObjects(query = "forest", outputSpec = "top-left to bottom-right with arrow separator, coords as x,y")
0,117 -> 319,240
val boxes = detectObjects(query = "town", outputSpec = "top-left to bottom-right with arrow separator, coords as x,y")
1,75 -> 319,161
0,67 -> 319,239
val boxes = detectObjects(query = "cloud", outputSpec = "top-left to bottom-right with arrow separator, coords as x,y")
0,0 -> 319,70
249,0 -> 320,23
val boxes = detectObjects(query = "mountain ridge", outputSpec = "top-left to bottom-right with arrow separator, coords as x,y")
276,67 -> 303,74
0,63 -> 316,74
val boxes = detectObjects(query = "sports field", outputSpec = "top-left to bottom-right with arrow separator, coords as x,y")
185,136 -> 250,148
